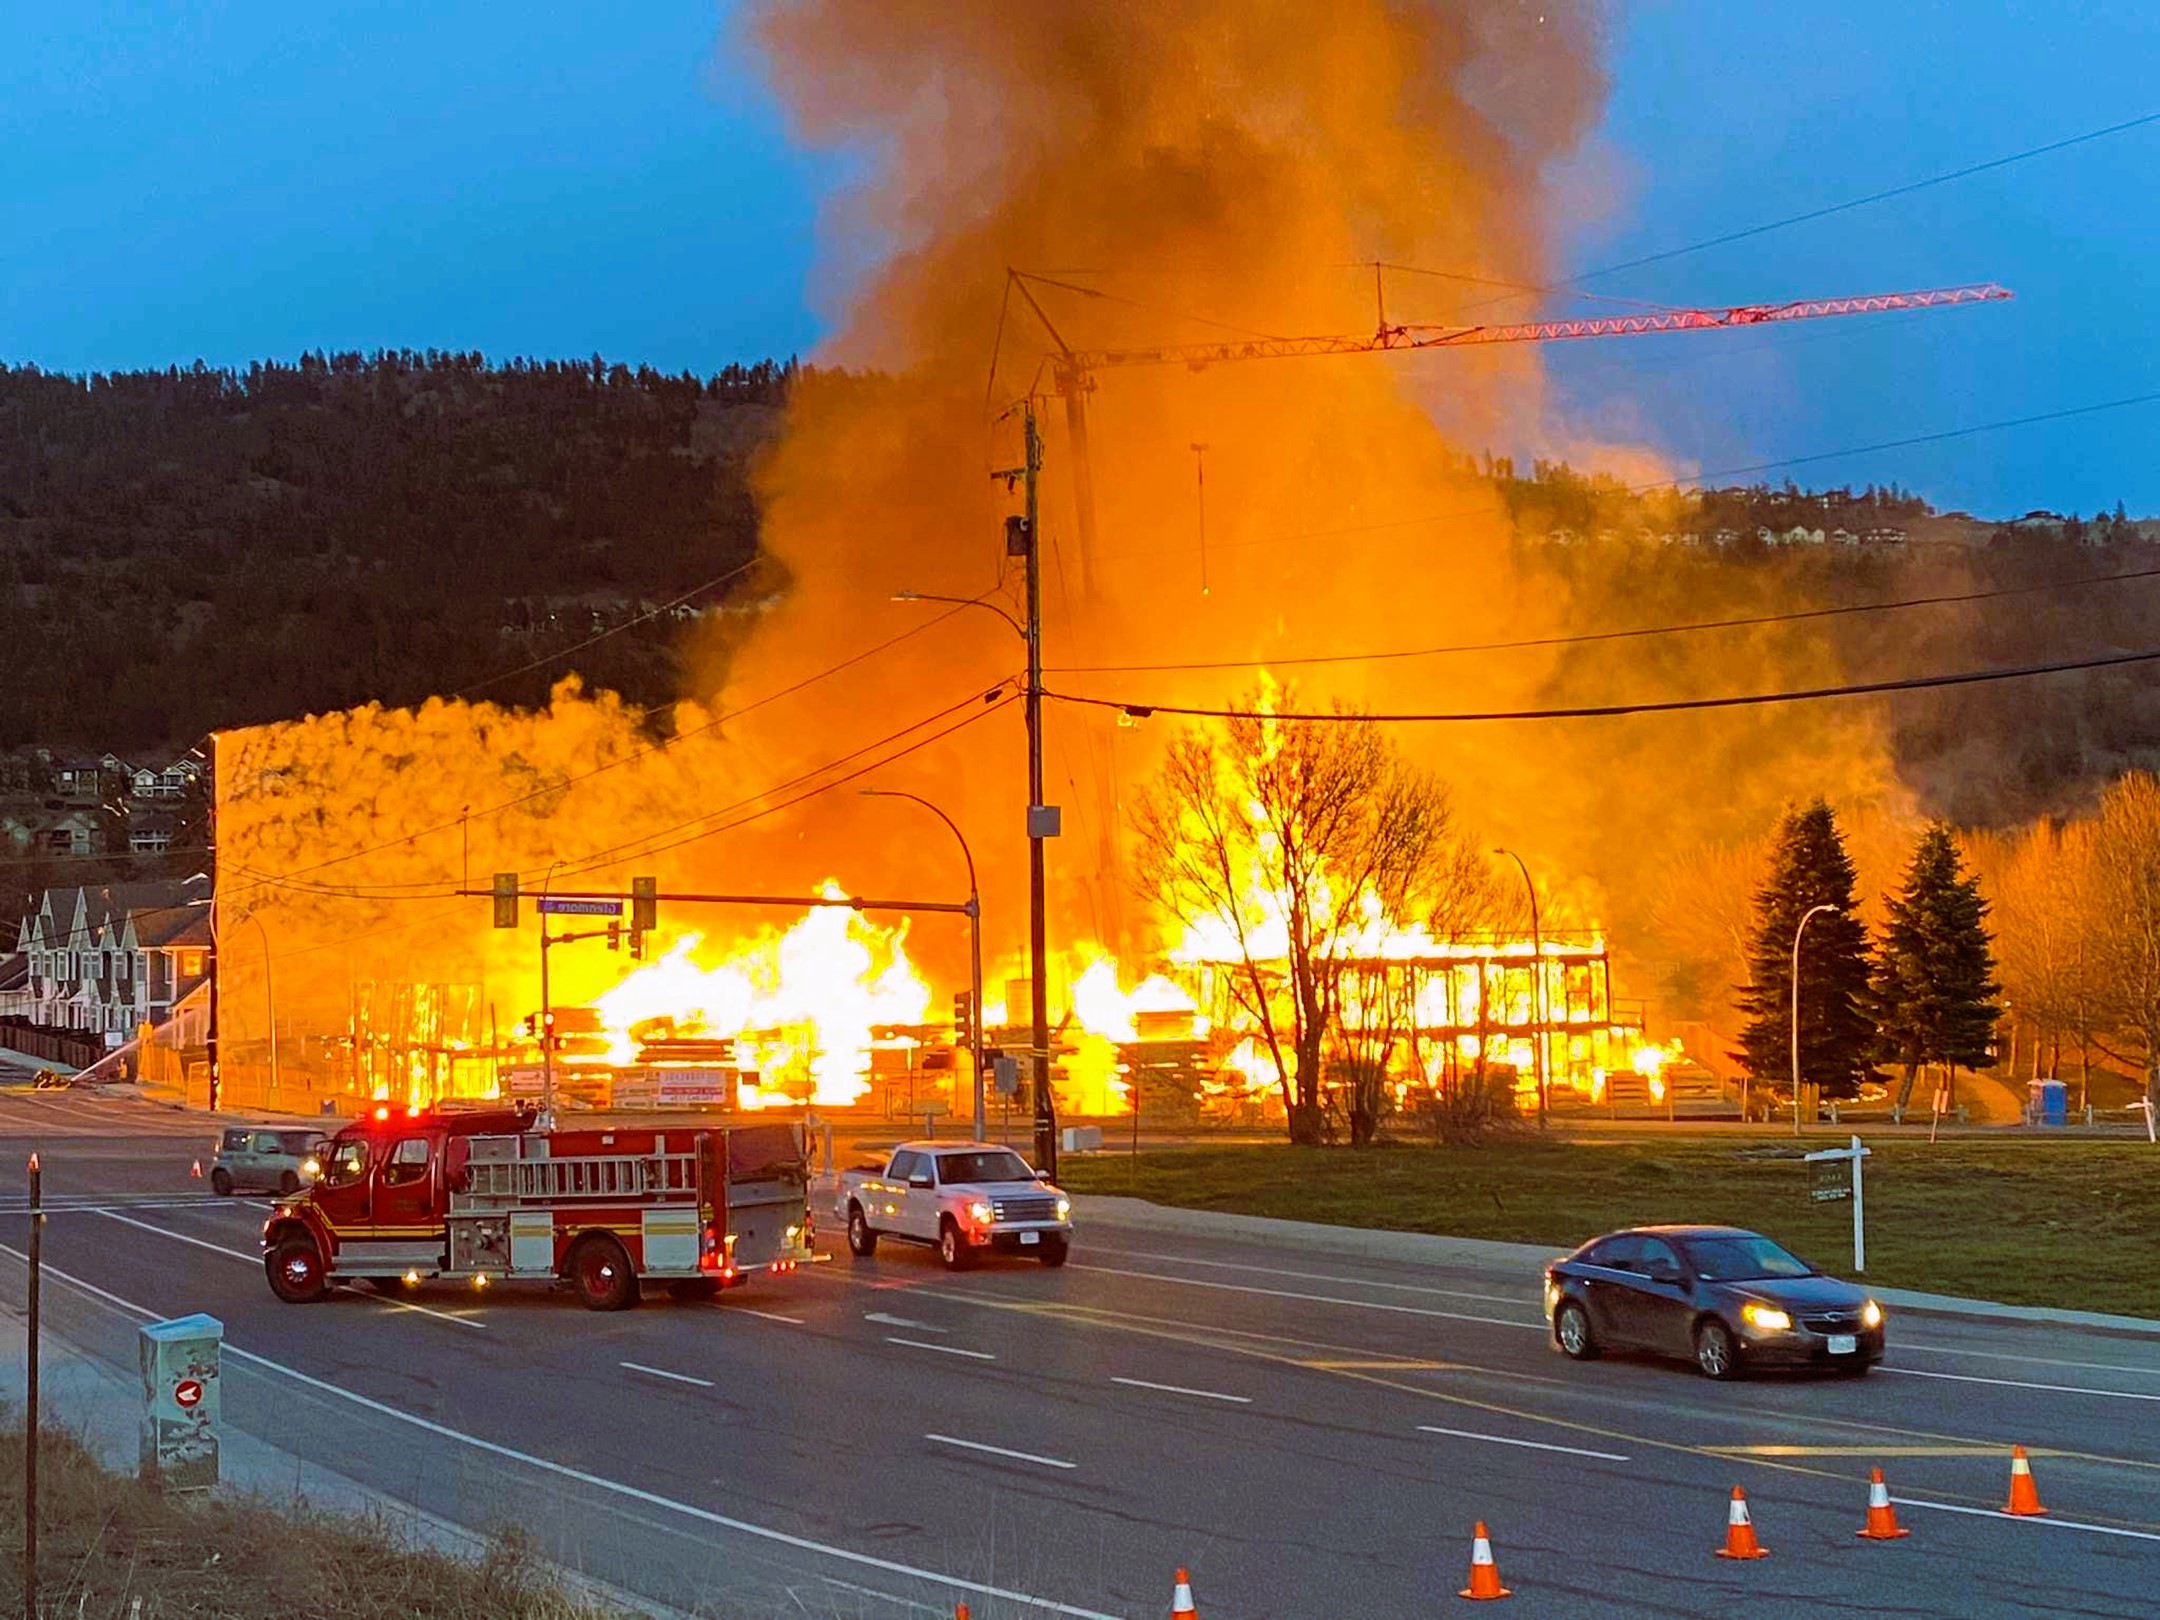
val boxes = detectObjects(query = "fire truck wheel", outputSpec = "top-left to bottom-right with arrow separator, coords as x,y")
937,1217 -> 974,1271
846,1204 -> 878,1258
209,1168 -> 233,1196
567,1234 -> 639,1311
1038,1235 -> 1069,1267
667,1278 -> 720,1302
266,1236 -> 328,1303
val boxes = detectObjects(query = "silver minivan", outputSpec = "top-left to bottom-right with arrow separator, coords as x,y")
210,1127 -> 328,1196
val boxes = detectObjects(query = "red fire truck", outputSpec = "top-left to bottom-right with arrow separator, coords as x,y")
259,1106 -> 815,1310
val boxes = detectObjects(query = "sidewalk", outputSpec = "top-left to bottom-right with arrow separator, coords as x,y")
1075,1194 -> 2160,1340
0,1300 -> 684,1619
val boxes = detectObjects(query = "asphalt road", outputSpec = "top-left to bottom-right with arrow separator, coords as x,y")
1,1091 -> 2156,1619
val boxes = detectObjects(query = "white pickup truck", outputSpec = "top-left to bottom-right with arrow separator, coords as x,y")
838,1142 -> 1072,1269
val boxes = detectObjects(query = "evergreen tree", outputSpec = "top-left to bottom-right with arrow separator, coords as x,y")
1875,821 -> 2001,1105
1736,800 -> 1878,1105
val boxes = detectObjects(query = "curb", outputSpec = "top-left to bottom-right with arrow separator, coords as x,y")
1072,1194 -> 2160,1340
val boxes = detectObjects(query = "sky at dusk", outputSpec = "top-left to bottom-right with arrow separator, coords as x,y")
5,0 -> 2156,517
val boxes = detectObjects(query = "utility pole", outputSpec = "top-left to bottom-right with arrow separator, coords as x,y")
23,1153 -> 40,1620
1792,903 -> 1840,1137
1021,401 -> 1059,1180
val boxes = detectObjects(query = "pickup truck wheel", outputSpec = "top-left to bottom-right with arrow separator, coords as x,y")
846,1204 -> 878,1258
209,1168 -> 233,1196
937,1218 -> 974,1271
567,1234 -> 639,1311
1037,1235 -> 1069,1267
266,1236 -> 328,1303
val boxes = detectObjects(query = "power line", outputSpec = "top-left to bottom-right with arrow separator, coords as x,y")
1048,645 -> 2160,725
1050,563 -> 2160,675
1092,389 -> 2160,566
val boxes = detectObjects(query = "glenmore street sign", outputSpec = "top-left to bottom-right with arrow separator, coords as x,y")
538,896 -> 623,917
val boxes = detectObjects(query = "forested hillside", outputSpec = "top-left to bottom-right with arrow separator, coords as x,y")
0,352 -> 793,748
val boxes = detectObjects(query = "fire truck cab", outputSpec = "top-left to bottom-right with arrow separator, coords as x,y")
260,1106 -> 814,1311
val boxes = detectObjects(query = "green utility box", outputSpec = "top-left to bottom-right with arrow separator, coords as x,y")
139,1312 -> 222,1491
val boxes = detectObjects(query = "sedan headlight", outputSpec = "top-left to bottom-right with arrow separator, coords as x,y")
1862,1299 -> 1884,1329
1741,1302 -> 1793,1333
965,1199 -> 995,1226
301,1158 -> 321,1178
1054,1196 -> 1071,1221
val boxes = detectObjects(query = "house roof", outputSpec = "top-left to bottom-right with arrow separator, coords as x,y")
0,955 -> 26,994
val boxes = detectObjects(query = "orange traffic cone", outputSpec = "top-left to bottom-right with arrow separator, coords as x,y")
2004,1445 -> 2046,1516
1170,1568 -> 1198,1620
190,1159 -> 202,1179
1716,1487 -> 1768,1559
1856,1468 -> 1910,1540
954,1608 -> 968,1620
1458,1521 -> 1511,1600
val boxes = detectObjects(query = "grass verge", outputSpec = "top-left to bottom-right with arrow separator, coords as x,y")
0,1424 -> 627,1620
1062,1135 -> 2160,1319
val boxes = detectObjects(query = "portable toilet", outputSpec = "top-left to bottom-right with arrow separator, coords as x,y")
2038,1078 -> 2068,1127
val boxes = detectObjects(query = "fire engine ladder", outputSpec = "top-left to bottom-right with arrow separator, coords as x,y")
462,1152 -> 699,1202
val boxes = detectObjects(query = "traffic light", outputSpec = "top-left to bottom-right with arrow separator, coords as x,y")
952,989 -> 974,1035
607,921 -> 622,952
492,872 -> 519,928
630,875 -> 656,959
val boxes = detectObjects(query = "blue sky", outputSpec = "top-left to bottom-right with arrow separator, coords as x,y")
4,1 -> 2155,516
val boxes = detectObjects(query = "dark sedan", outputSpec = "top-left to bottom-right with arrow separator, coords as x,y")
1544,1225 -> 1885,1379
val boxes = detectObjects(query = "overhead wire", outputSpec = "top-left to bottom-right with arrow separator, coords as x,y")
1049,563 -> 2160,675
1047,646 -> 2160,726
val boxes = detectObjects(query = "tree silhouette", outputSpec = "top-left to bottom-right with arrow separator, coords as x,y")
1875,822 -> 2001,1109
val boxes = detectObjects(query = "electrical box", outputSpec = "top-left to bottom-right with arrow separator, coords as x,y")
139,1312 -> 222,1492
1027,804 -> 1062,839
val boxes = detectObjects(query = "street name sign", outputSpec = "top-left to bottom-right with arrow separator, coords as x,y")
538,897 -> 623,917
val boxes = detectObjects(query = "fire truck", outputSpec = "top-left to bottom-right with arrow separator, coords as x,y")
259,1105 -> 815,1310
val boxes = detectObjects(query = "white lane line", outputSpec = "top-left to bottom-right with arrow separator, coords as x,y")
620,1361 -> 715,1389
925,1434 -> 1077,1470
1894,1497 -> 2160,1542
1416,1424 -> 1630,1462
94,1208 -> 485,1332
731,1307 -> 806,1325
865,1311 -> 946,1332
817,1577 -> 951,1615
1880,1366 -> 2160,1402
0,1245 -> 1120,1620
886,1336 -> 995,1361
1898,1343 -> 2160,1378
1084,1245 -> 1536,1308
1110,1376 -> 1253,1404
1067,1263 -> 1543,1331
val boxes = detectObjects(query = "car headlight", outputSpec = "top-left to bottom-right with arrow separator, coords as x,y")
966,1199 -> 995,1226
1741,1303 -> 1793,1333
301,1158 -> 321,1178
1862,1299 -> 1884,1329
1054,1196 -> 1071,1221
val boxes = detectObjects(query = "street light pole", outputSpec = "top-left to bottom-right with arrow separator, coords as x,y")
863,789 -> 985,1142
1494,848 -> 1548,1129
1791,903 -> 1840,1137
1021,402 -> 1058,1180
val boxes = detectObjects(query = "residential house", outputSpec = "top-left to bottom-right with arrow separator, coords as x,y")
8,875 -> 211,1046
0,806 -> 105,858
131,756 -> 203,800
128,808 -> 178,856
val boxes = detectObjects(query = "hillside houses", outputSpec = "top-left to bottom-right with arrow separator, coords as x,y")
0,746 -> 201,862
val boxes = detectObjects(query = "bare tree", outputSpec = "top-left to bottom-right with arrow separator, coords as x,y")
2088,772 -> 2160,1118
1133,695 -> 1469,1145
1971,820 -> 2099,1108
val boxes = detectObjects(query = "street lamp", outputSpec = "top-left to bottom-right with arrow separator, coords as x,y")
1492,848 -> 1548,1129
1791,903 -> 1840,1137
862,788 -> 986,1142
891,590 -> 1027,641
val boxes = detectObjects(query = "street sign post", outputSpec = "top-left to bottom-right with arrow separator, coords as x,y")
1804,1135 -> 1872,1272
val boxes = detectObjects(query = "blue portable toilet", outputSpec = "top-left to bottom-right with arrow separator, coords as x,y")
2038,1078 -> 2068,1126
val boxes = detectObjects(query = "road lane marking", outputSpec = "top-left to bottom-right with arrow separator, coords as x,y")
93,1208 -> 486,1331
1711,1445 -> 2068,1458
1899,1343 -> 2160,1378
730,1307 -> 806,1325
924,1434 -> 1076,1469
1066,1263 -> 1543,1330
1299,1359 -> 1453,1370
865,1312 -> 946,1331
816,1577 -> 951,1615
885,1336 -> 994,1361
1894,1498 -> 2160,1542
620,1362 -> 715,1388
1084,1245 -> 1536,1307
1110,1376 -> 1253,1404
1416,1425 -> 1630,1462
1881,1366 -> 2160,1402
0,1248 -> 1121,1620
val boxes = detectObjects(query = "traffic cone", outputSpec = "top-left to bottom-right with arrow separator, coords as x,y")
190,1159 -> 202,1179
954,1608 -> 968,1620
1856,1468 -> 1910,1540
1457,1521 -> 1511,1600
1170,1567 -> 1198,1620
2004,1445 -> 2046,1516
1715,1487 -> 1768,1559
